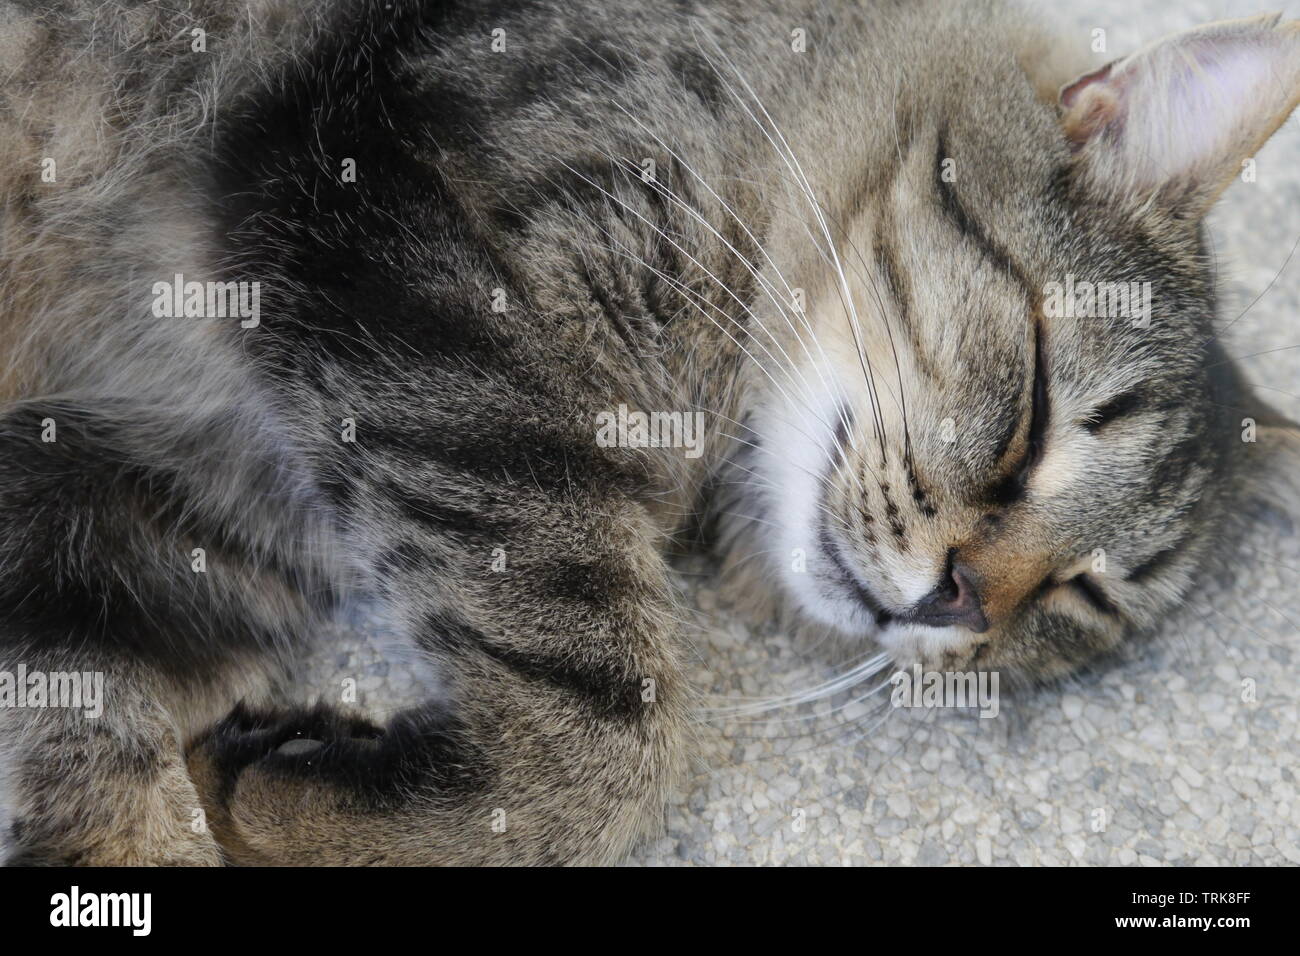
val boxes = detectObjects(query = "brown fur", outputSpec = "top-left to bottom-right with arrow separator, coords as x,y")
1,0 -> 1297,866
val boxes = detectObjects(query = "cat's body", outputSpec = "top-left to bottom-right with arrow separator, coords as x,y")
0,0 -> 1296,864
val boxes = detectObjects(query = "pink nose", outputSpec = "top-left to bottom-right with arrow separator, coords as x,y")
909,564 -> 989,633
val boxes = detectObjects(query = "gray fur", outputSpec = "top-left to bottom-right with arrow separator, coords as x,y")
0,0 -> 1295,864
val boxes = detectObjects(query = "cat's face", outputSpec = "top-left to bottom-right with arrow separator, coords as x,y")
751,14 -> 1299,683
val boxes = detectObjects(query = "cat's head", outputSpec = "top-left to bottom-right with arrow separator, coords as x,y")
756,13 -> 1300,684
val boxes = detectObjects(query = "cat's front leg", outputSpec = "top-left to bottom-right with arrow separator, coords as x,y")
1,654 -> 224,866
0,401 -> 322,866
188,497 -> 691,865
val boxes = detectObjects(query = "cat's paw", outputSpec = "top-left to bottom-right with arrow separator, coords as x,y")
186,702 -> 388,864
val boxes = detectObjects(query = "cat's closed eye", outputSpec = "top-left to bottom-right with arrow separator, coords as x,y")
1080,387 -> 1145,433
986,321 -> 1049,506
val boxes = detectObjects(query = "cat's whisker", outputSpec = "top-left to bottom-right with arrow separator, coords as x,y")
701,654 -> 894,720
571,208 -> 881,496
603,242 -> 859,480
716,427 -> 865,501
1240,379 -> 1300,403
557,55 -> 910,470
589,122 -> 860,450
605,152 -> 857,445
552,161 -> 843,443
796,192 -> 917,457
691,33 -> 893,458
1200,228 -> 1300,349
712,453 -> 857,534
1234,542 -> 1300,576
702,690 -> 899,754
785,213 -> 913,453
597,154 -> 846,428
567,40 -> 860,448
1255,597 -> 1300,635
686,701 -> 895,786
699,389 -> 873,487
641,161 -> 915,458
1205,342 -> 1300,369
713,509 -> 784,531
715,545 -> 787,571
717,491 -> 856,546
1199,602 -> 1290,652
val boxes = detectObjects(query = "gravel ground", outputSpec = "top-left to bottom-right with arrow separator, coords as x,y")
302,0 -> 1300,865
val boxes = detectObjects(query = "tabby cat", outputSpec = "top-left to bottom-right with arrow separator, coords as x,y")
0,0 -> 1296,865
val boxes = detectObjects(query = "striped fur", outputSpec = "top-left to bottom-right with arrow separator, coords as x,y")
0,0 -> 1296,864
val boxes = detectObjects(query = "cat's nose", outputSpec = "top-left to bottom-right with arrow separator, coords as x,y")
909,564 -> 989,633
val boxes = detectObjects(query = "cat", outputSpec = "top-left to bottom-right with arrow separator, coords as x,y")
0,0 -> 1297,865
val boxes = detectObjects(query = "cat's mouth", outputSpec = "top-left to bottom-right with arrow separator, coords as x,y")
817,519 -> 894,628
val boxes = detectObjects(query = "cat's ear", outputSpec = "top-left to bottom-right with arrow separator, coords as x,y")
1059,13 -> 1300,216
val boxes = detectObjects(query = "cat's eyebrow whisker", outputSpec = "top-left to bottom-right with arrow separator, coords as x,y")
785,212 -> 893,457
603,105 -> 801,303
552,161 -> 834,436
560,180 -> 878,496
693,35 -> 893,462
655,161 -> 913,453
584,152 -> 870,467
595,151 -> 844,424
786,212 -> 912,444
614,160 -> 857,447
799,193 -> 915,458
594,232 -> 851,467
561,47 -> 905,467
591,113 -> 859,449
610,260 -> 875,497
562,41 -> 845,422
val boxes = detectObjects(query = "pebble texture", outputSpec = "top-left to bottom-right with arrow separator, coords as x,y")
303,0 -> 1300,865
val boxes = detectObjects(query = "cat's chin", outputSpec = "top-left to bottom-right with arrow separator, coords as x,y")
874,621 -> 991,672
791,591 -> 887,640
780,581 -> 990,674
776,566 -> 908,649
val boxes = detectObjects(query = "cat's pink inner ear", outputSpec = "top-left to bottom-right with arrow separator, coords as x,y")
1058,62 -> 1118,146
1060,62 -> 1112,110
1059,14 -> 1300,213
